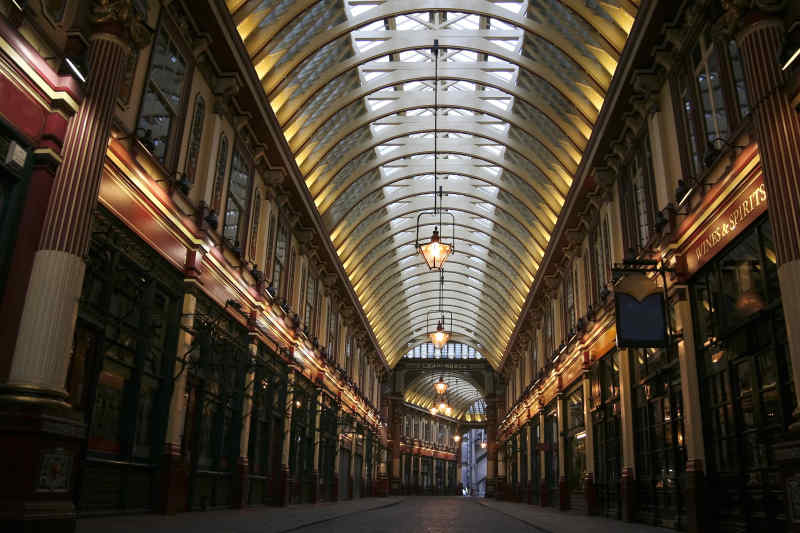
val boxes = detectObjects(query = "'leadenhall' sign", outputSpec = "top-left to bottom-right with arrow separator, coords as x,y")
686,172 -> 767,274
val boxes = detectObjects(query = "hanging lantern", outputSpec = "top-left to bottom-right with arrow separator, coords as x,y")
444,406 -> 452,417
453,434 -> 461,443
418,227 -> 452,270
438,400 -> 448,412
414,40 -> 455,271
430,406 -> 438,415
429,320 -> 450,349
480,440 -> 487,449
434,376 -> 448,395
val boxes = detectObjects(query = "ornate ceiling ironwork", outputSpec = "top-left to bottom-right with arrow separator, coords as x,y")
227,0 -> 637,369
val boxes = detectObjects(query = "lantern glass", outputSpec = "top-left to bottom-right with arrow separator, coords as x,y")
429,322 -> 450,349
419,228 -> 452,270
444,406 -> 452,417
430,407 -> 438,415
453,434 -> 461,442
438,401 -> 447,412
434,377 -> 448,395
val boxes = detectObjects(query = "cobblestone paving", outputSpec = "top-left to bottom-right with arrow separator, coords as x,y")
78,496 -> 673,533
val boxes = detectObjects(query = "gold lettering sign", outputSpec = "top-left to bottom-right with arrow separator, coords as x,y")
686,173 -> 767,274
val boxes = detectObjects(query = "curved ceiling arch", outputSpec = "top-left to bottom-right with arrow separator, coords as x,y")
334,196 -> 547,263
334,189 -> 549,265
403,369 -> 487,419
300,120 -> 572,203
297,96 -> 578,177
375,305 -> 511,352
315,141 -> 563,224
270,36 -> 600,124
375,309 -> 508,357
225,0 -> 637,368
326,168 -> 556,244
351,232 -> 537,299
373,293 -> 515,339
286,71 -> 588,153
254,3 -> 615,94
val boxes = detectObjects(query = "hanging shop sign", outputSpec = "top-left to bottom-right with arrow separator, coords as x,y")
614,271 -> 667,348
686,172 -> 767,275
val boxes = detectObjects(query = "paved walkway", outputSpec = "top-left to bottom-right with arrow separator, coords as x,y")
77,496 -> 673,532
476,499 -> 672,533
77,497 -> 403,533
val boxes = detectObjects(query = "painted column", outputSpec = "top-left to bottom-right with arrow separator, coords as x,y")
526,422 -> 534,504
279,370 -> 296,506
0,8 -> 147,530
539,409 -> 547,506
618,348 -> 636,521
233,334 -> 258,508
389,398 -> 401,494
311,384 -> 323,503
456,438 -> 463,492
515,432 -> 523,501
496,439 -> 506,500
671,291 -> 706,531
158,290 -> 196,513
485,395 -> 498,497
582,366 -> 597,515
733,14 -> 800,424
6,27 -> 136,401
349,424 -> 357,499
557,393 -> 568,510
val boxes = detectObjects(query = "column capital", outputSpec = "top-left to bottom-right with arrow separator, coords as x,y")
90,0 -> 152,49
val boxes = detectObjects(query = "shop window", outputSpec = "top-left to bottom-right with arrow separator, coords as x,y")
210,134 -> 229,212
544,407 -> 559,496
591,351 -> 621,519
631,343 -> 686,527
184,95 -> 205,184
136,20 -> 189,166
565,387 -> 586,495
692,218 -> 792,532
677,31 -> 751,177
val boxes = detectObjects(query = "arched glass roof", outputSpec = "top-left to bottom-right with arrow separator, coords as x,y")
227,0 -> 636,369
404,370 -> 487,421
403,341 -> 483,359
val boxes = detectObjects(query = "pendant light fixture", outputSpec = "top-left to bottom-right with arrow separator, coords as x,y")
427,270 -> 452,350
416,39 -> 455,270
434,375 -> 448,395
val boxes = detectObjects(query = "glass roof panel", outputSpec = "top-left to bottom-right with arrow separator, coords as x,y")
228,0 -> 635,369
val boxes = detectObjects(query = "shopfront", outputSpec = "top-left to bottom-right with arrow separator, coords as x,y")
529,417 -> 541,504
590,350 -> 621,519
543,404 -> 559,507
691,216 -> 791,532
564,383 -> 586,511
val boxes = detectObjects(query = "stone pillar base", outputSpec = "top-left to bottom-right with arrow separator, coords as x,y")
584,473 -> 598,515
485,478 -> 496,498
331,474 -> 339,502
621,467 -> 636,522
348,476 -> 354,500
278,467 -> 290,507
495,476 -> 505,500
377,473 -> 389,496
157,446 -> 189,514
311,472 -> 320,504
539,480 -> 549,507
390,476 -> 401,496
231,458 -> 248,508
0,395 -> 84,533
559,476 -> 569,511
685,460 -> 705,533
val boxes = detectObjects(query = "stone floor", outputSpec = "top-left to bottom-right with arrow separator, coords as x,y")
77,496 -> 673,533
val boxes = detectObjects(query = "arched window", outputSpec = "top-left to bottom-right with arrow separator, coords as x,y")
248,190 -> 261,262
211,134 -> 228,213
185,95 -> 205,184
222,144 -> 252,248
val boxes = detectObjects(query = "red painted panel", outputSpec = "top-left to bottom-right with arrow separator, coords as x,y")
0,75 -> 46,141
